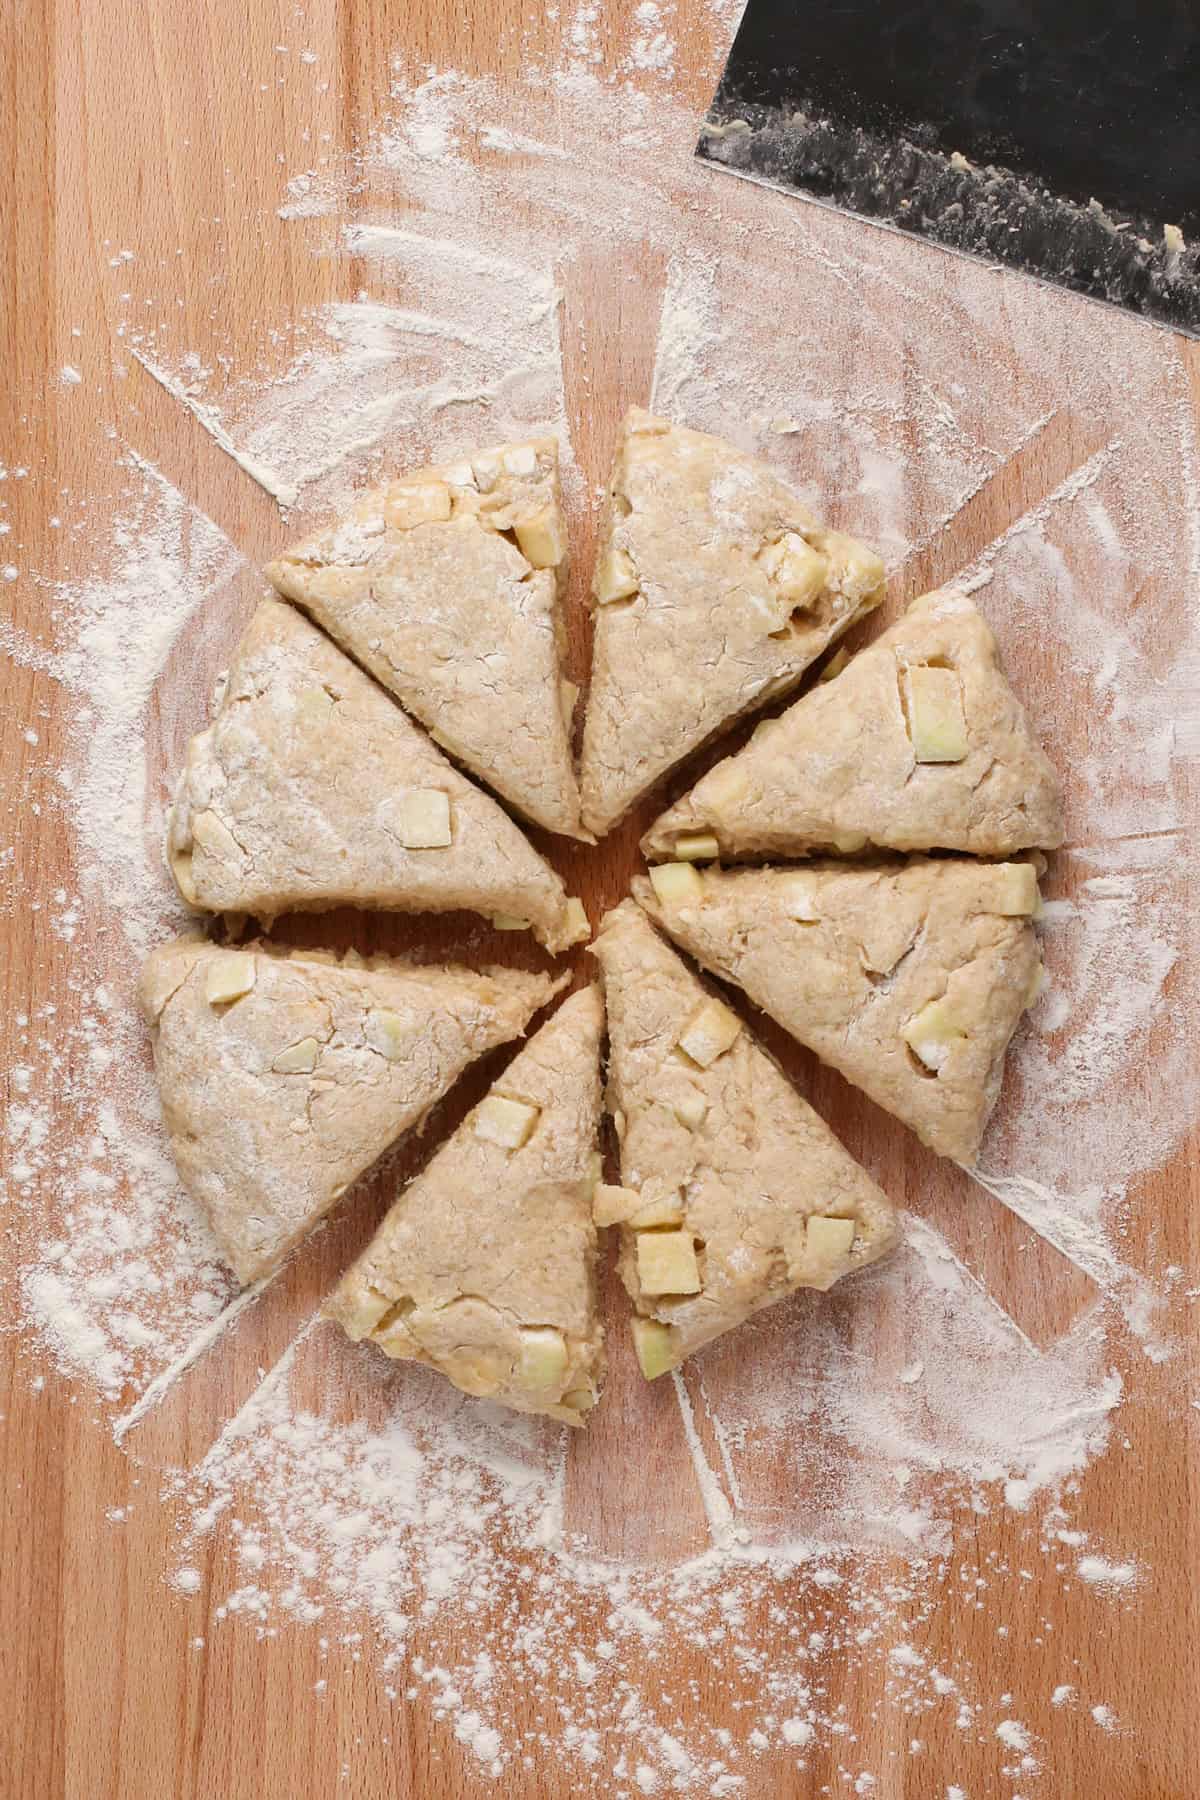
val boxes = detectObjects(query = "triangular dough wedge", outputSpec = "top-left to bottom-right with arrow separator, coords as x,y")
167,599 -> 587,953
643,591 -> 1064,862
327,986 -> 605,1426
264,438 -> 587,839
139,936 -> 563,1285
579,408 -> 886,836
591,903 -> 898,1379
635,858 -> 1044,1165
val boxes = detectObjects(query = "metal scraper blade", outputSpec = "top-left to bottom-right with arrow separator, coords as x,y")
697,0 -> 1200,336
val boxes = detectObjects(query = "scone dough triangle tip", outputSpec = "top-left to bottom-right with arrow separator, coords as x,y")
591,900 -> 899,1380
167,597 -> 588,953
636,858 -> 1045,1166
327,985 -> 606,1426
265,437 -> 589,841
643,589 -> 1064,864
580,407 -> 886,837
139,937 -> 566,1285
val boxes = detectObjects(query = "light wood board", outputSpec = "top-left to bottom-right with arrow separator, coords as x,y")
1,1 -> 1197,1796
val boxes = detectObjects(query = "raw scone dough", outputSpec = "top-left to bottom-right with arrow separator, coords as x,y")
591,902 -> 899,1379
167,598 -> 588,954
579,408 -> 885,836
643,591 -> 1064,862
326,986 -> 605,1426
635,859 -> 1044,1165
139,936 -> 564,1284
264,437 -> 587,840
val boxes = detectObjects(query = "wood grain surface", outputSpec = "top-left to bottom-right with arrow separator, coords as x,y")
2,2 -> 1197,1797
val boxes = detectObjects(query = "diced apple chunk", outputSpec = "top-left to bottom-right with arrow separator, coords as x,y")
673,1089 -> 708,1131
471,453 -> 501,492
637,1229 -> 701,1295
782,875 -> 821,922
563,897 -> 591,943
272,1036 -> 320,1074
758,532 -> 829,609
988,862 -> 1040,916
516,1326 -> 568,1391
491,913 -> 531,931
594,545 -> 639,604
630,1187 -> 685,1229
795,1215 -> 858,1290
502,443 -> 539,477
384,481 -> 453,529
593,1183 -> 640,1227
700,762 -> 749,809
454,1353 -> 506,1397
559,677 -> 579,723
514,508 -> 566,568
443,460 -> 477,492
814,529 -> 886,603
678,999 -> 741,1069
389,788 -> 453,848
335,1284 -> 395,1341
364,1008 -> 411,1061
631,1316 -> 678,1380
902,997 -> 967,1072
204,954 -> 256,1006
474,1094 -> 540,1150
807,1215 -> 857,1259
648,861 -> 704,907
169,848 -> 198,905
673,833 -> 720,863
903,664 -> 968,763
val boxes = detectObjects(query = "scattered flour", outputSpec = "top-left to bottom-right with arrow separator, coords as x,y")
996,1719 -> 1032,1751
1076,1556 -> 1138,1590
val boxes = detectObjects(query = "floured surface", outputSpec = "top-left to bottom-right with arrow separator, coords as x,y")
1,3 -> 1197,1796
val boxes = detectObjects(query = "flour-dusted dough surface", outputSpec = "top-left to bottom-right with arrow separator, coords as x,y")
591,903 -> 898,1378
635,860 -> 1044,1164
327,986 -> 605,1426
264,437 -> 587,840
579,408 -> 886,836
644,591 -> 1064,862
138,937 -> 563,1285
167,598 -> 587,953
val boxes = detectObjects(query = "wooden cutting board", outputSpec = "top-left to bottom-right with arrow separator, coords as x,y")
2,2 -> 1196,1796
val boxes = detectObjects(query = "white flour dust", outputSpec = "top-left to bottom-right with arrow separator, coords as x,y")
2,467 -> 253,1396
1,9 -> 1196,1792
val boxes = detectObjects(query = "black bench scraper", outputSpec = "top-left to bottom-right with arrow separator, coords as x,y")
698,0 -> 1200,335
